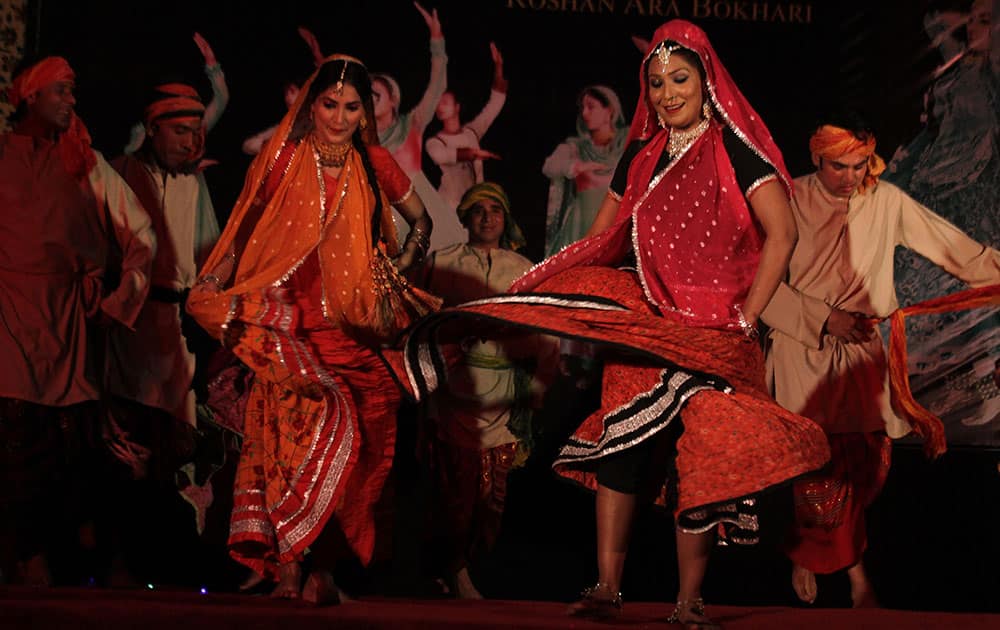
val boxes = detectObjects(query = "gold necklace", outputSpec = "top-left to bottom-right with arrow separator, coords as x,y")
311,133 -> 353,168
668,117 -> 711,158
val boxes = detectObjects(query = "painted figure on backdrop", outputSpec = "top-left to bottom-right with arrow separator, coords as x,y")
374,2 -> 465,252
0,57 -> 155,586
414,182 -> 555,599
542,85 -> 628,256
124,33 -> 228,162
401,21 -> 830,627
187,55 -> 439,605
764,112 -> 1000,607
885,0 -> 1000,442
426,43 -> 507,210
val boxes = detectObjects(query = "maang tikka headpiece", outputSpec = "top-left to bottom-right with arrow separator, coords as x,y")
335,61 -> 348,95
655,42 -> 682,68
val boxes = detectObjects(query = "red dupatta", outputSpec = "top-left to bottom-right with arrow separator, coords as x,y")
512,20 -> 792,330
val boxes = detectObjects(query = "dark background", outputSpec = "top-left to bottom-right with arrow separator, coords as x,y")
30,0 -> 936,264
19,0 -> 1000,613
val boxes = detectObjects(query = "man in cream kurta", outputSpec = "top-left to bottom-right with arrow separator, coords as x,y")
415,182 -> 554,599
762,119 -> 1000,608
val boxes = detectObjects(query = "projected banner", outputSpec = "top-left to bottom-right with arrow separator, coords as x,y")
884,0 -> 999,448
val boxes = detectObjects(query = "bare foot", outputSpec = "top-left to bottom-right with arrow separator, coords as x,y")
18,554 -> 52,587
791,563 -> 817,604
271,562 -> 302,599
451,567 -> 483,600
301,570 -> 344,606
847,562 -> 879,608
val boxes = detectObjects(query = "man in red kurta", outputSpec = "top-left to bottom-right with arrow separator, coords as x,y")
0,57 -> 155,585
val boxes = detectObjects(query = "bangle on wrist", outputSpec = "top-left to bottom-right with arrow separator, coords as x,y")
736,306 -> 759,340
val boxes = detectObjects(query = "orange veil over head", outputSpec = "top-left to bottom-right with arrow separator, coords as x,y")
188,54 -> 407,346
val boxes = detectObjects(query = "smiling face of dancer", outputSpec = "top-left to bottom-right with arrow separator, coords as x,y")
646,49 -> 705,133
310,83 -> 365,146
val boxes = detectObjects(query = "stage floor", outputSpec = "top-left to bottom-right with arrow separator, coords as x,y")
2,587 -> 999,629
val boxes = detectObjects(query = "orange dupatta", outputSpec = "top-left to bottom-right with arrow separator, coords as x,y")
187,55 -> 404,333
886,283 -> 1000,458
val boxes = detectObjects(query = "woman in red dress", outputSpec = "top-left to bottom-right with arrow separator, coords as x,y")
402,20 -> 829,627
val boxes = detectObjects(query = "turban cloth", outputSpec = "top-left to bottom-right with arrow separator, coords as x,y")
457,182 -> 527,252
8,57 -> 95,178
143,83 -> 206,165
809,124 -> 886,194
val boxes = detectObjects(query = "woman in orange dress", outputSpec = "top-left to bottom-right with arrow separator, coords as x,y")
187,54 -> 438,603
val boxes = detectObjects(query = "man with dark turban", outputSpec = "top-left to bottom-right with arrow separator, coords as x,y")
762,112 -> 1000,607
0,57 -> 155,585
414,182 -> 554,598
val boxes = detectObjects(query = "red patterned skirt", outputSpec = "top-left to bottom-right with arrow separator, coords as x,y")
402,267 -> 829,541
228,256 -> 398,579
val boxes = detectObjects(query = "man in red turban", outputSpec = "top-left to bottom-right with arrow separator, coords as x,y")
0,57 -> 155,586
105,80 -> 220,491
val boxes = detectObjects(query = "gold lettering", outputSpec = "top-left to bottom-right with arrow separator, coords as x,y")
692,0 -> 711,18
713,1 -> 732,19
624,0 -> 645,15
732,1 -> 749,20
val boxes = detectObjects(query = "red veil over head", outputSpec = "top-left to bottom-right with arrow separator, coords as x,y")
513,20 -> 792,330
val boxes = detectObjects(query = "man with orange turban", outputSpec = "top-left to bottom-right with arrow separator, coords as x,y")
762,112 -> 1000,607
0,57 -> 155,585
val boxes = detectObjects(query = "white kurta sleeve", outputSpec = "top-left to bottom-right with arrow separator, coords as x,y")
542,141 -> 578,180
894,183 -> 1000,288
89,153 -> 156,329
465,89 -> 507,140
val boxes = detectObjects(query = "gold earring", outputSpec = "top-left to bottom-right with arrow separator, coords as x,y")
359,117 -> 368,130
657,113 -> 667,129
702,102 -> 711,119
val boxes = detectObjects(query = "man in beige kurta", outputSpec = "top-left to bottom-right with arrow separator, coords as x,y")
0,57 -> 155,585
762,119 -> 1000,607
415,182 -> 555,599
